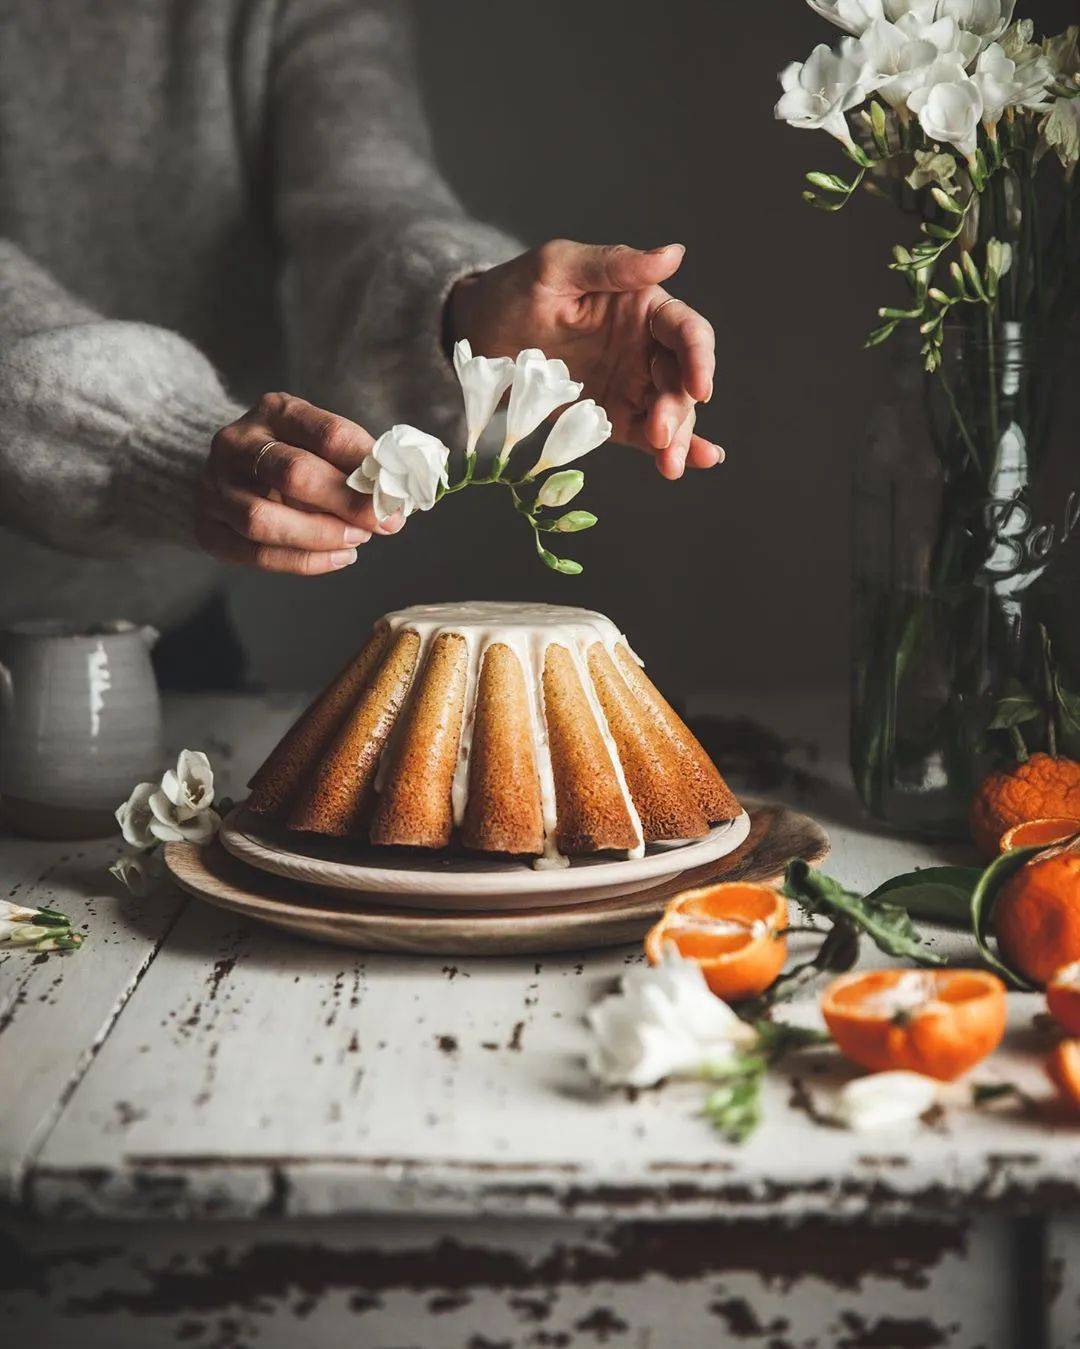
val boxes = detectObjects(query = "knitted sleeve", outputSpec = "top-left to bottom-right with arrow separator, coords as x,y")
0,241 -> 243,556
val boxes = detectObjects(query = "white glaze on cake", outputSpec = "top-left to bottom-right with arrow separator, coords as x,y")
377,602 -> 646,867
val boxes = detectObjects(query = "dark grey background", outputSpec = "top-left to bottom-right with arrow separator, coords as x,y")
227,0 -> 1074,701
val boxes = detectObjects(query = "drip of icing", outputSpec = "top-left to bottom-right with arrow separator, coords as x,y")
376,602 -> 644,868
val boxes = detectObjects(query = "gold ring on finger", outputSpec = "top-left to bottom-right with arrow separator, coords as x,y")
253,440 -> 278,485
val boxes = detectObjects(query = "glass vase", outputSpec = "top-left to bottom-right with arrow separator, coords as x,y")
851,320 -> 1080,837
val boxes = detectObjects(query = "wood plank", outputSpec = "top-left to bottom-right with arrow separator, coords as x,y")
0,695 -> 299,1206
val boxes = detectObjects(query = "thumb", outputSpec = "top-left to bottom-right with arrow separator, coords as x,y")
543,240 -> 685,294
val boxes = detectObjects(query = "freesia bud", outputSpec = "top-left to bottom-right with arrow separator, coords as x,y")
535,470 -> 585,509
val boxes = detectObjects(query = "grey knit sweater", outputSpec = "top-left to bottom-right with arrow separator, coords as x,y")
0,0 -> 517,630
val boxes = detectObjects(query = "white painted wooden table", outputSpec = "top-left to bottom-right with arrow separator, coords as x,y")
2,691 -> 1079,1348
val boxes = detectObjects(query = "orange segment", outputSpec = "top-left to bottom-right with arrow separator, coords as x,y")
821,968 -> 1006,1081
993,851 -> 1080,986
645,882 -> 787,1003
1047,1039 -> 1080,1113
999,818 -> 1080,853
1047,962 -> 1080,1035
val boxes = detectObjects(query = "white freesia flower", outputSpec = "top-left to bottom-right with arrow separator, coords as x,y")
160,750 -> 214,822
853,20 -> 957,109
807,0 -> 936,37
452,339 -> 515,459
908,64 -> 984,157
835,1070 -> 939,1130
985,237 -> 1013,281
896,14 -> 980,64
776,42 -> 876,146
1000,18 -> 1038,62
346,424 -> 450,522
906,145 -> 960,189
1042,25 -> 1079,81
146,787 -> 221,844
0,899 -> 46,924
527,400 -> 612,479
973,41 -> 1052,123
585,947 -> 756,1089
934,0 -> 1017,50
116,781 -> 158,850
535,470 -> 585,509
109,851 -> 157,898
500,350 -> 583,463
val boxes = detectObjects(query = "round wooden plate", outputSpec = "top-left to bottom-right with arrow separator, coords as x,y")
163,799 -> 829,956
218,805 -> 752,910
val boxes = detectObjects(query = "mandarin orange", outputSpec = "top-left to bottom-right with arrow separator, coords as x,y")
1047,962 -> 1080,1035
644,882 -> 787,1002
1047,1039 -> 1080,1113
970,754 -> 1080,859
993,852 -> 1080,986
821,968 -> 1006,1081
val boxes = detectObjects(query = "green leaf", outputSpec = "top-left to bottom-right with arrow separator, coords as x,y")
867,866 -> 982,927
987,679 -> 1041,730
968,846 -> 1040,989
783,860 -> 947,965
1054,675 -> 1080,755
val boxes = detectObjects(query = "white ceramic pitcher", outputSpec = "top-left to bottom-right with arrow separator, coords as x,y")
0,620 -> 162,839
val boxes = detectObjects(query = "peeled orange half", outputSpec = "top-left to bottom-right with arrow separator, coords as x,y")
1047,962 -> 1080,1035
1047,1039 -> 1080,1114
998,817 -> 1080,853
821,968 -> 1006,1081
645,882 -> 787,1002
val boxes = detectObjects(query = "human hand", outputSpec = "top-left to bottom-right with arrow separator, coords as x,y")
196,394 -> 403,575
450,240 -> 721,480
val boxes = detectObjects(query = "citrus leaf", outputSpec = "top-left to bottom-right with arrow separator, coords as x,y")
987,679 -> 1041,730
783,860 -> 947,965
968,845 -> 1040,990
866,866 -> 982,927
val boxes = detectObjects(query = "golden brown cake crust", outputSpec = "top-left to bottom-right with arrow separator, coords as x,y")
614,643 -> 741,824
247,624 -> 390,818
369,632 -> 468,850
542,643 -> 640,855
286,629 -> 421,837
462,642 -> 545,856
587,643 -> 710,841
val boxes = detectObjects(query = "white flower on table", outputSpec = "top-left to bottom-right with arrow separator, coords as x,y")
835,1070 -> 940,1130
161,749 -> 215,821
452,339 -> 515,461
498,349 -> 583,467
108,851 -> 157,899
115,781 -> 158,850
908,63 -> 984,158
775,42 -> 878,147
114,747 -> 223,892
585,947 -> 756,1089
526,400 -> 613,479
345,424 -> 450,523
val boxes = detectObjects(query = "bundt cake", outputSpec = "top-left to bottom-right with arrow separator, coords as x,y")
247,602 -> 741,867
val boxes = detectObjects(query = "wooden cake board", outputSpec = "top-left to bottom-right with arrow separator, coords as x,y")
163,800 -> 829,956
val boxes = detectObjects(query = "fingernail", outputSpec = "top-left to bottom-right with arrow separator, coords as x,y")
705,380 -> 714,403
331,549 -> 357,568
376,512 -> 405,535
342,527 -> 368,545
647,243 -> 676,255
713,444 -> 726,464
